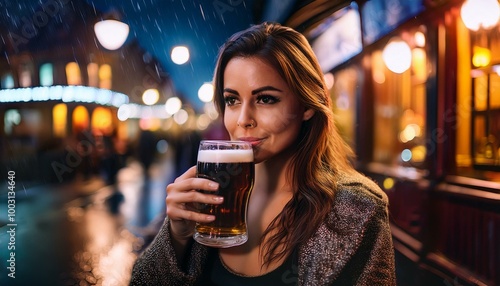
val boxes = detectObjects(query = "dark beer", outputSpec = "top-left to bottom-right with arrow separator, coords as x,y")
195,147 -> 254,247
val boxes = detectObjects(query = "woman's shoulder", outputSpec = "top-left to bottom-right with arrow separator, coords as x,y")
326,171 -> 389,229
335,171 -> 388,207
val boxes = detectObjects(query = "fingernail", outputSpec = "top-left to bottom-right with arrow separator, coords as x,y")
213,196 -> 223,202
206,215 -> 215,221
208,182 -> 218,189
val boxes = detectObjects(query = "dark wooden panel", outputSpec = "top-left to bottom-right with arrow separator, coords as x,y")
429,183 -> 500,285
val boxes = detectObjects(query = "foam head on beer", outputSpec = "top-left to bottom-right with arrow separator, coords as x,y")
197,149 -> 253,163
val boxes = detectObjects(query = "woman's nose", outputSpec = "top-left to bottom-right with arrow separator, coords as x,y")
236,104 -> 256,128
237,119 -> 256,128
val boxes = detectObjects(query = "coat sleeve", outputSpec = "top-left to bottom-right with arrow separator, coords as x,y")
333,180 -> 396,286
129,217 -> 208,286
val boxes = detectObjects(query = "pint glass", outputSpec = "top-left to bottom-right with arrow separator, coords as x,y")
194,140 -> 254,248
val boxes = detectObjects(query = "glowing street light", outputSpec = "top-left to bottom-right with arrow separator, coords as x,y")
383,38 -> 412,74
165,97 -> 182,115
171,46 -> 190,65
94,19 -> 130,50
173,109 -> 189,125
198,82 -> 214,102
472,46 -> 491,67
142,88 -> 159,105
461,0 -> 500,31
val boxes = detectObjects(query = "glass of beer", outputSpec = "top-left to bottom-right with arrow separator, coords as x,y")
194,140 -> 254,248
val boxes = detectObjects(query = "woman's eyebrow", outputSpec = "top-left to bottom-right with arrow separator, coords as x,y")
252,86 -> 283,95
223,88 -> 239,94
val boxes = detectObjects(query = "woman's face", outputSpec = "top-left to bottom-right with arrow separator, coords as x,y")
222,56 -> 313,163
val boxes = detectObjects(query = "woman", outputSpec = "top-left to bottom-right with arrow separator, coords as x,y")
130,22 -> 396,286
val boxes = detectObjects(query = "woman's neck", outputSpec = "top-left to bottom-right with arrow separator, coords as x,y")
254,152 -> 294,196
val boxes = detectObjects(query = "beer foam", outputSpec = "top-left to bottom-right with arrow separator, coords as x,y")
198,149 -> 253,163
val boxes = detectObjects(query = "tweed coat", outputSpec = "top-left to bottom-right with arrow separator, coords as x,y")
130,172 -> 396,285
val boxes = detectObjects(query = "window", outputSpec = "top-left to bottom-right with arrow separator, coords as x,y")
53,103 -> 67,137
87,63 -> 99,87
1,73 -> 15,89
330,68 -> 359,149
4,109 -> 41,135
66,62 -> 82,85
99,64 -> 112,89
19,62 -> 33,87
309,3 -> 362,72
361,0 -> 424,45
371,27 -> 428,169
39,63 -> 54,86
468,28 -> 500,170
4,109 -> 21,134
72,105 -> 89,133
91,107 -> 113,135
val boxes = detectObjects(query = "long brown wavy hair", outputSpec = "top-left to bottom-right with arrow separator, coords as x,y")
212,22 -> 356,266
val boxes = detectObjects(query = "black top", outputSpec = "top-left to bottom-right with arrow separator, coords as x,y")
197,248 -> 299,286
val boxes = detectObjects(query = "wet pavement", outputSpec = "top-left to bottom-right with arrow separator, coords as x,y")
0,153 -> 174,286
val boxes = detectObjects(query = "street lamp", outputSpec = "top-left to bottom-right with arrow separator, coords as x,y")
142,88 -> 160,105
165,97 -> 182,115
171,46 -> 190,65
461,0 -> 500,31
94,19 -> 130,50
382,38 -> 412,74
198,82 -> 214,103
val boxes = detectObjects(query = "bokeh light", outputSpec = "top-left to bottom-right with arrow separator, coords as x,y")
165,97 -> 182,115
383,38 -> 412,74
198,83 -> 214,103
171,46 -> 190,65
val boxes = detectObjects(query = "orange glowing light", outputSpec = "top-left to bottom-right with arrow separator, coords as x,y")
99,64 -> 112,90
66,62 -> 82,85
472,46 -> 491,67
91,107 -> 113,134
53,103 -> 67,137
73,105 -> 89,132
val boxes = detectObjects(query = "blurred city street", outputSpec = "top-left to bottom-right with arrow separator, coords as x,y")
1,0 -> 500,285
0,152 -> 174,286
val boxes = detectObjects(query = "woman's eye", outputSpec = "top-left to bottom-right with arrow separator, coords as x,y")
257,95 -> 280,104
224,96 -> 238,106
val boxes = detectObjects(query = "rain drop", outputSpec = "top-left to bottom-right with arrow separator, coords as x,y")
199,4 -> 205,21
154,19 -> 161,32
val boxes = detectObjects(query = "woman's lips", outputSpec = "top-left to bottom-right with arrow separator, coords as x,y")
239,137 -> 263,147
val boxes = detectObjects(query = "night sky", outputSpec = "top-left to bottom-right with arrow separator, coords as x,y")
0,0 -> 262,110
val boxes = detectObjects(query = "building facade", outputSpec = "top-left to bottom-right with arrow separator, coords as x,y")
287,0 -> 499,285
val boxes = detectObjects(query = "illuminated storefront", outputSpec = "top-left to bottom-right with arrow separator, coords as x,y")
287,0 -> 499,285
0,1 -> 166,184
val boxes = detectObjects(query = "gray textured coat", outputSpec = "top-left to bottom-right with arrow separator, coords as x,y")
130,172 -> 396,285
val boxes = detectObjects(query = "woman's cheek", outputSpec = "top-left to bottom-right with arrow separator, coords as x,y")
267,111 -> 299,132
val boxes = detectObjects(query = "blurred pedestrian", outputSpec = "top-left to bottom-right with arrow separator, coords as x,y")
137,130 -> 157,179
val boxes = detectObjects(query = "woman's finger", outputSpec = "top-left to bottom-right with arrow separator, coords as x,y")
167,203 -> 216,223
166,189 -> 223,206
166,177 -> 219,197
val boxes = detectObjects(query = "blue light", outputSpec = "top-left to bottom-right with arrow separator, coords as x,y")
39,63 -> 54,86
0,86 -> 129,107
1,73 -> 15,89
401,149 -> 412,162
32,86 -> 50,101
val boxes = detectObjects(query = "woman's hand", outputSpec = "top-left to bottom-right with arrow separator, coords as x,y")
165,166 -> 222,242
